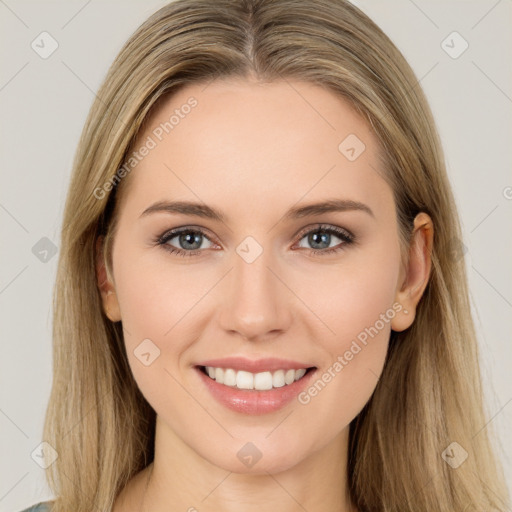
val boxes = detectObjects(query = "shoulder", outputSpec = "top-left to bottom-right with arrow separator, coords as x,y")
18,501 -> 54,512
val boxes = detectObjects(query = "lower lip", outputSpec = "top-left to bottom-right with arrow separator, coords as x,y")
195,366 -> 317,415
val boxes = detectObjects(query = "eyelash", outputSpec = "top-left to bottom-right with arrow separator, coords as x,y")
154,224 -> 355,258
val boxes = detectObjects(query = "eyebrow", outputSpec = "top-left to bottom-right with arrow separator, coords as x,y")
139,198 -> 374,222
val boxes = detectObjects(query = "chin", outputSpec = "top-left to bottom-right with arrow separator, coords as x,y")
199,435 -> 313,475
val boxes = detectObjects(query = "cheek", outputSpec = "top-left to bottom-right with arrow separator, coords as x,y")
294,233 -> 401,348
111,244 -> 213,386
112,252 -> 212,415
293,238 -> 400,417
114,246 -> 216,341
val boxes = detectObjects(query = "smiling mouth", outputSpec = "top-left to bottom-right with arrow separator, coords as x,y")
197,365 -> 316,391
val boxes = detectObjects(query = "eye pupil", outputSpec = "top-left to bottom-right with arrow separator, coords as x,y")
180,231 -> 202,250
309,231 -> 330,249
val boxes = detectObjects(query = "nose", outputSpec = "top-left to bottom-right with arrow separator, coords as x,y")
218,245 -> 293,342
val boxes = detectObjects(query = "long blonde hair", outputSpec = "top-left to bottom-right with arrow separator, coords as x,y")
43,1 -> 510,510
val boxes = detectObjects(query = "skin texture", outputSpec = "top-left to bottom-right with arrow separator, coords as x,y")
97,77 -> 433,512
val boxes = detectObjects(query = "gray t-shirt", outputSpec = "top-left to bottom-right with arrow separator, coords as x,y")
19,502 -> 53,512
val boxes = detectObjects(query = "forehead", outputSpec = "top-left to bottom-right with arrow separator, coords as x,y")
120,78 -> 392,222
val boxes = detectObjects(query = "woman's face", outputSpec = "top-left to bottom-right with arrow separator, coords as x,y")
100,78 -> 419,474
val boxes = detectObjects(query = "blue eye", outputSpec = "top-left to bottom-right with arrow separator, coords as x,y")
295,225 -> 354,255
156,228 -> 215,257
156,224 -> 354,257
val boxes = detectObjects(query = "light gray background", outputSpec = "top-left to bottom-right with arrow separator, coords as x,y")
1,1 -> 511,510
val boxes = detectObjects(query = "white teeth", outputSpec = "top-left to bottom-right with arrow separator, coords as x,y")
272,369 -> 285,388
284,369 -> 295,385
236,370 -> 254,390
294,368 -> 307,380
223,368 -> 237,387
204,366 -> 310,390
215,367 -> 224,382
254,371 -> 273,390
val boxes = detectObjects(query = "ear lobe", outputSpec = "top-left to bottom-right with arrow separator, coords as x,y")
391,212 -> 434,332
95,236 -> 121,322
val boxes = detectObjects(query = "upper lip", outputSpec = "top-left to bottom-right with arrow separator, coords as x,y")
196,357 -> 316,374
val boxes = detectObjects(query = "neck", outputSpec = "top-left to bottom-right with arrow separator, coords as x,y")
129,415 -> 356,512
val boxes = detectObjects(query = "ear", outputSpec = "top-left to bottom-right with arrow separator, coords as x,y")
96,235 -> 121,322
391,212 -> 434,332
